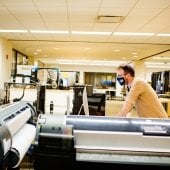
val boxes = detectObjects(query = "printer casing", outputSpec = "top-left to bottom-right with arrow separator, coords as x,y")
33,114 -> 170,169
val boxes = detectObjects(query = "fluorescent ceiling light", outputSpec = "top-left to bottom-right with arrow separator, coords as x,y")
71,31 -> 112,35
145,62 -> 166,65
113,32 -> 155,36
156,33 -> 170,37
30,30 -> 69,34
153,57 -> 170,60
0,29 -> 28,33
145,61 -> 170,68
56,59 -> 127,66
146,65 -> 170,68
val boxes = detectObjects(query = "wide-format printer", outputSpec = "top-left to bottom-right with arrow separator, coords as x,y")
0,101 -> 36,170
33,114 -> 170,169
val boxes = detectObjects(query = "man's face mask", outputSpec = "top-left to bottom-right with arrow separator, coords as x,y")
117,76 -> 125,86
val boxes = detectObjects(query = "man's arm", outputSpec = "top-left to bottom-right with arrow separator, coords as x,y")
116,101 -> 133,117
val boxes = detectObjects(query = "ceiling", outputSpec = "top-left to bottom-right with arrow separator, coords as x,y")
0,0 -> 170,67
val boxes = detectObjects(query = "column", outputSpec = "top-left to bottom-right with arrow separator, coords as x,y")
133,60 -> 146,80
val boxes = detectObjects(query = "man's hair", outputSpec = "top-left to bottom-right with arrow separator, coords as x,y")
117,64 -> 135,77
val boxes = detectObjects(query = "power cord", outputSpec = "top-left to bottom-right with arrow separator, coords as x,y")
13,85 -> 26,102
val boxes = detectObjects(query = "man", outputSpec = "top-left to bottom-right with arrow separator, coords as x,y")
116,64 -> 168,118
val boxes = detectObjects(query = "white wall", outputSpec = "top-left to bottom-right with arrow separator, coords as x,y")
0,39 -> 2,88
0,37 -> 12,89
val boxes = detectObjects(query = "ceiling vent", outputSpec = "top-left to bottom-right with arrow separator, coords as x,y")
97,15 -> 124,23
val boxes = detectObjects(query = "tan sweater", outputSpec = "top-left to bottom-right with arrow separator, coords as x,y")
124,78 -> 168,118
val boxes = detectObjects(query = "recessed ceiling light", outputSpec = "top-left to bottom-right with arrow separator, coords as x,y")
84,47 -> 90,50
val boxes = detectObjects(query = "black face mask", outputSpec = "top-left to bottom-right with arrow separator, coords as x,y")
117,77 -> 125,86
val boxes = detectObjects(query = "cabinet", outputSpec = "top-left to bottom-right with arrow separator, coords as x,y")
151,70 -> 170,94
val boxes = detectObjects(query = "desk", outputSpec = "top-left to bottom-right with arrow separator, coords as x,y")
105,99 -> 138,117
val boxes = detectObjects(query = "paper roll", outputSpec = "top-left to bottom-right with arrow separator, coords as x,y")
6,108 -> 32,136
10,123 -> 36,168
0,122 -> 12,156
